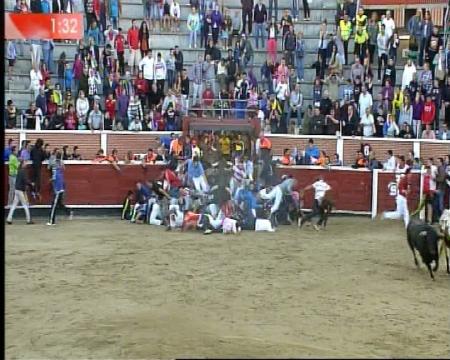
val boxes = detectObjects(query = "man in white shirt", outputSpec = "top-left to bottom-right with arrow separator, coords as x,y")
384,150 -> 396,171
139,50 -> 156,89
382,10 -> 395,39
299,176 -> 331,231
376,24 -> 389,82
358,85 -> 373,116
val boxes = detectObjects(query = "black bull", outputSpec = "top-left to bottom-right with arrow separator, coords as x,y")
406,217 -> 440,280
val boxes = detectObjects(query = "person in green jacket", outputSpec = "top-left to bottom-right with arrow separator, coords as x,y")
8,146 -> 19,205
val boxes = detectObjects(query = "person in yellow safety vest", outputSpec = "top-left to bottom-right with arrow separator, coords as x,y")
356,7 -> 367,31
354,26 -> 369,63
339,14 -> 352,65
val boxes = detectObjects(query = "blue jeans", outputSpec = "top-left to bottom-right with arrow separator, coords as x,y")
150,3 -> 160,20
254,23 -> 265,49
292,0 -> 299,19
42,47 -> 53,73
296,56 -> 304,80
434,189 -> 445,218
269,0 -> 278,21
189,30 -> 198,47
167,69 -> 175,88
110,16 -> 118,29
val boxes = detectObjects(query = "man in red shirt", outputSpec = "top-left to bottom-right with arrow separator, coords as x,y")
114,27 -> 126,75
421,94 -> 436,130
127,20 -> 141,76
383,167 -> 412,228
202,83 -> 215,117
105,93 -> 117,130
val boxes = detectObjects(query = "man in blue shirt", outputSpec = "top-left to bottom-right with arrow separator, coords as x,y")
235,181 -> 260,229
4,138 -> 14,161
304,138 -> 320,165
47,151 -> 73,225
187,156 -> 209,193
130,181 -> 151,223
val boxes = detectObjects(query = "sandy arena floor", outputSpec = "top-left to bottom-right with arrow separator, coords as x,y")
5,217 -> 450,359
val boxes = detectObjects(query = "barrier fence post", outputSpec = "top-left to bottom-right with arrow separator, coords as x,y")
419,169 -> 425,221
19,130 -> 26,147
371,169 -> 379,219
101,132 -> 108,154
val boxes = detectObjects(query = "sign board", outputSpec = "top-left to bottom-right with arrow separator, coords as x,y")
5,13 -> 84,40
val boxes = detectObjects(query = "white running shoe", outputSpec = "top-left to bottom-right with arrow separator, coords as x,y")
46,222 -> 55,226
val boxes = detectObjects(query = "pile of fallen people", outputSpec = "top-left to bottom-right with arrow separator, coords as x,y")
121,151 -> 308,234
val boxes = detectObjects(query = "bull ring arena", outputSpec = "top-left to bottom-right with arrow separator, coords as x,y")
4,0 -> 450,358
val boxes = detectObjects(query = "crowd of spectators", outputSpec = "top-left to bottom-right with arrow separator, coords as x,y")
4,0 -> 450,140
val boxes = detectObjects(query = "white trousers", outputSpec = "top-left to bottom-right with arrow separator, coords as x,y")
169,204 -> 184,228
7,190 -> 31,222
384,195 -> 409,228
31,44 -> 42,68
149,203 -> 162,226
259,186 -> 283,214
193,176 -> 209,193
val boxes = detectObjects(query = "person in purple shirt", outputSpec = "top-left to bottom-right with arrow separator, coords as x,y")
211,5 -> 223,46
381,79 -> 394,111
19,140 -> 31,161
117,88 -> 129,130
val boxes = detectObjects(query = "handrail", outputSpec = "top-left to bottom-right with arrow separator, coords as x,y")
4,129 -> 450,144
444,5 -> 449,70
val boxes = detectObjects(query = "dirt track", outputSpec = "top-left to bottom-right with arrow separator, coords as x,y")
5,217 -> 450,359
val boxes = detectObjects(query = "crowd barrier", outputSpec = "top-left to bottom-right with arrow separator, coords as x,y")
3,162 -> 422,218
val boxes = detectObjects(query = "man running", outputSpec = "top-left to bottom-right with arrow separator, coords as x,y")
47,151 -> 73,225
382,167 -> 411,228
300,176 -> 332,231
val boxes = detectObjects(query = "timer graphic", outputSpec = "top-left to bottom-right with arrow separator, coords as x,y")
5,13 -> 83,40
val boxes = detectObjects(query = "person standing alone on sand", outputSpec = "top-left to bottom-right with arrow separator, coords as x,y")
6,160 -> 34,225
47,151 -> 73,226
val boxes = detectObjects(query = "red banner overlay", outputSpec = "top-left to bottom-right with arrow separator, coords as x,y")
5,13 -> 84,40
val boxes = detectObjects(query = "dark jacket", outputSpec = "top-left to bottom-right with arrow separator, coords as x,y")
241,0 -> 254,11
253,3 -> 267,23
175,51 -> 184,72
15,168 -> 31,191
30,146 -> 46,167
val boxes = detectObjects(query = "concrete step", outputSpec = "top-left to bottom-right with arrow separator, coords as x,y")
122,0 -> 336,10
117,17 -> 334,38
118,4 -> 336,23
10,32 -> 353,60
7,43 -> 357,75
5,72 -> 390,99
117,31 -> 335,51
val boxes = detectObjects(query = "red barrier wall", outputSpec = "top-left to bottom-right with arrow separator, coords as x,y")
3,164 -> 422,216
4,164 -> 165,206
